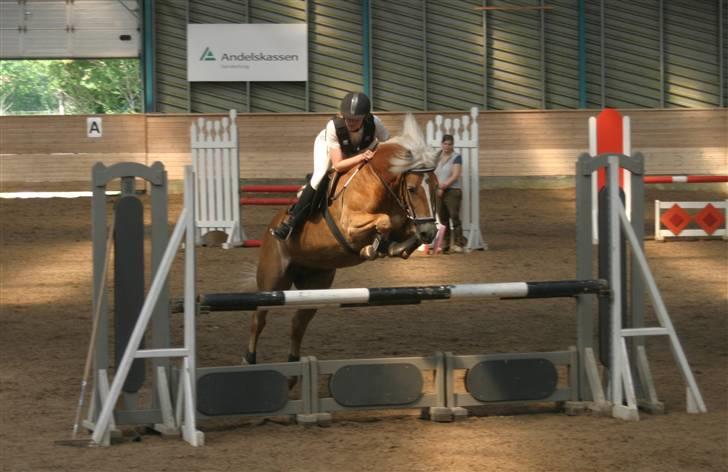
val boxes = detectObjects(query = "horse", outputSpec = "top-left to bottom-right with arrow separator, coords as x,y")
244,114 -> 439,366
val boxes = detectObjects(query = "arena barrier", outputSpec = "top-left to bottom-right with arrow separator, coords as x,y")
192,109 -> 486,251
85,155 -> 706,447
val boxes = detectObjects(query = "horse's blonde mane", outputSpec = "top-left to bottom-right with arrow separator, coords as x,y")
386,114 -> 438,174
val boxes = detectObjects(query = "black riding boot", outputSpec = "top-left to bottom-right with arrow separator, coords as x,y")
270,183 -> 317,240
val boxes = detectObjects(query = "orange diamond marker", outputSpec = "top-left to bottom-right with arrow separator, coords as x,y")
694,204 -> 725,235
660,204 -> 691,235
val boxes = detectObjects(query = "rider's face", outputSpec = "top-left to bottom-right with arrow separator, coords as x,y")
344,116 -> 364,132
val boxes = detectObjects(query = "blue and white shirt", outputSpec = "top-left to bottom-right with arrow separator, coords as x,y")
434,151 -> 463,190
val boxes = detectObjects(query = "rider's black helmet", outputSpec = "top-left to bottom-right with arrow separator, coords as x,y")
340,92 -> 371,119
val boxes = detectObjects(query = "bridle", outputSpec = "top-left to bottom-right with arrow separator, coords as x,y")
370,165 -> 437,226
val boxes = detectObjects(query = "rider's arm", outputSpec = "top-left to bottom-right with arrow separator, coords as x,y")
325,119 -> 375,174
330,146 -> 374,173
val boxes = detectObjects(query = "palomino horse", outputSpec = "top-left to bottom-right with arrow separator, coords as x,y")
244,114 -> 439,365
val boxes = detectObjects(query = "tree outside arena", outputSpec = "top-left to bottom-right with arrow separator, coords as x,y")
0,59 -> 141,115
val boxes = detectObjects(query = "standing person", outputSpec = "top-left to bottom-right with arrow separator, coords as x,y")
434,134 -> 466,253
271,92 -> 390,240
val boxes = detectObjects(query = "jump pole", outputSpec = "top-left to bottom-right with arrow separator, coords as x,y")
644,175 -> 728,184
240,185 -> 302,193
198,280 -> 607,312
239,197 -> 297,206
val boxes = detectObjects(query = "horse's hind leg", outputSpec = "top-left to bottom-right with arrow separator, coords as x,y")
288,308 -> 317,363
244,309 -> 268,364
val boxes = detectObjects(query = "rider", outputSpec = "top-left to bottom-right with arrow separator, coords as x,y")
271,92 -> 391,240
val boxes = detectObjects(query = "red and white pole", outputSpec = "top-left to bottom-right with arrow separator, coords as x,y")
644,175 -> 728,184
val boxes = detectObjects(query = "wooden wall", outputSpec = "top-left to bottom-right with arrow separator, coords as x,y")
1,108 -> 725,190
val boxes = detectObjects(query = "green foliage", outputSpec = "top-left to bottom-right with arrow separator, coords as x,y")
0,61 -> 59,114
0,59 -> 142,115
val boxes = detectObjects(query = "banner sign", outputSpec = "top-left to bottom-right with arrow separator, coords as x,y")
187,24 -> 308,82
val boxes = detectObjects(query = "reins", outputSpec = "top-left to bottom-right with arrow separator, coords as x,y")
329,161 -> 366,202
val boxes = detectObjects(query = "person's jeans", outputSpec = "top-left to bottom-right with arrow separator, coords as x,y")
437,188 -> 465,249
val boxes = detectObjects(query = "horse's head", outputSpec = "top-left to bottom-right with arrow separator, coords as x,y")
370,114 -> 439,244
400,167 -> 439,244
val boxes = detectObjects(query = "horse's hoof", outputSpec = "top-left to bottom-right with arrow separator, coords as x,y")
288,377 -> 299,390
360,245 -> 377,260
243,351 -> 257,365
387,248 -> 403,258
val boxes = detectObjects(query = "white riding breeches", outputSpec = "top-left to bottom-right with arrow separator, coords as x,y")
310,129 -> 329,190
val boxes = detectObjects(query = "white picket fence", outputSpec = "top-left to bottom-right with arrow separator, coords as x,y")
426,107 -> 486,251
190,110 -> 243,249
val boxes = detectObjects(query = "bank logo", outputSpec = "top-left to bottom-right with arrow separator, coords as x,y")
200,47 -> 216,61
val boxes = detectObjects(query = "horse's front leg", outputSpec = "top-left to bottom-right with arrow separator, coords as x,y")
347,213 -> 393,260
385,235 -> 421,259
360,233 -> 385,260
244,309 -> 267,364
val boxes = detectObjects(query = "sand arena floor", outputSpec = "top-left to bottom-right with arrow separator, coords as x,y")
0,187 -> 726,472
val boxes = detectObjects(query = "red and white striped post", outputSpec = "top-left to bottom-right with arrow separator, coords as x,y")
588,109 -> 631,243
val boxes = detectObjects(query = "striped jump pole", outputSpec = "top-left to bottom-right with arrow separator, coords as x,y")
644,175 -> 728,184
240,197 -> 297,206
199,279 -> 607,312
238,184 -> 301,244
240,185 -> 302,193
239,185 -> 299,207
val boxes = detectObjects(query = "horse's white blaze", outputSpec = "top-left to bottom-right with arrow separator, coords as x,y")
420,174 -> 437,218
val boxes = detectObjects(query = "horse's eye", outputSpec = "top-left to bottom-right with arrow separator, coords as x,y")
407,186 -> 417,194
